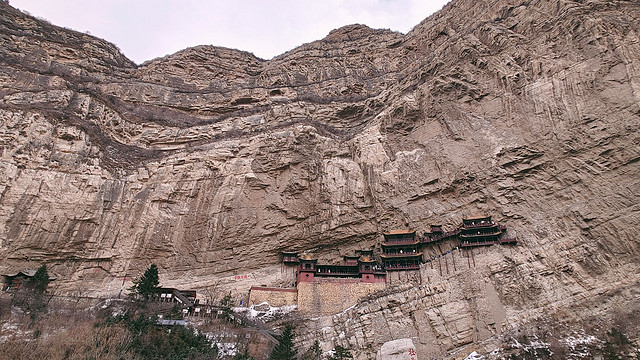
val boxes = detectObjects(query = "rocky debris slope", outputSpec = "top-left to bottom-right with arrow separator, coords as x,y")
1,0 -> 640,357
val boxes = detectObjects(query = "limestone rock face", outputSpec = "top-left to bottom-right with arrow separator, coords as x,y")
1,0 -> 640,358
376,339 -> 417,360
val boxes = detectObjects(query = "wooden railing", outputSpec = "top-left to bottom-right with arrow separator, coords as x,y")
460,240 -> 498,247
463,222 -> 496,229
383,238 -> 419,245
460,230 -> 502,238
384,264 -> 420,270
315,268 -> 359,276
382,251 -> 420,257
421,230 -> 460,243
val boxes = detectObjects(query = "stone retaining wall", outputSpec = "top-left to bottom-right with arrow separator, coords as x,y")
248,286 -> 298,307
297,279 -> 385,315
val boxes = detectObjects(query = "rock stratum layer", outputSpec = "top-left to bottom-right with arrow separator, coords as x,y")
1,0 -> 640,357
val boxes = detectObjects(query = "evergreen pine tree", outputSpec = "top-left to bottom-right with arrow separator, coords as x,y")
30,265 -> 50,293
603,327 -> 630,360
328,345 -> 352,360
301,340 -> 321,360
234,347 -> 255,360
220,292 -> 233,321
167,304 -> 183,320
130,264 -> 159,299
269,325 -> 298,360
13,264 -> 51,317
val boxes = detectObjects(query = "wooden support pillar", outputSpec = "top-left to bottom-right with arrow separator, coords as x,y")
444,254 -> 449,275
471,248 -> 476,267
452,249 -> 457,272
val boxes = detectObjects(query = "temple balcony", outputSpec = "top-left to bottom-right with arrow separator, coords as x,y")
460,230 -> 502,238
315,265 -> 359,277
463,222 -> 497,229
315,272 -> 360,278
499,237 -> 517,244
462,216 -> 494,224
381,252 -> 422,258
283,256 -> 299,263
383,238 -> 420,245
460,240 -> 498,247
384,263 -> 421,271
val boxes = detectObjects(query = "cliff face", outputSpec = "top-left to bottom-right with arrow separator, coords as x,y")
1,0 -> 640,357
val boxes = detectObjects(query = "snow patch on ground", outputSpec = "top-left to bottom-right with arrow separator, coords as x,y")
562,332 -> 600,359
509,337 -> 550,351
339,304 -> 357,315
464,351 -> 484,360
233,302 -> 297,322
0,322 -> 22,342
217,342 -> 237,356
564,334 -> 598,348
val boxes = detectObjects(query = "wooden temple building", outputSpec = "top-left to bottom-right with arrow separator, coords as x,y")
154,287 -> 198,307
380,230 -> 422,270
459,215 -> 516,247
283,215 -> 517,279
282,251 -> 299,265
289,252 -> 386,284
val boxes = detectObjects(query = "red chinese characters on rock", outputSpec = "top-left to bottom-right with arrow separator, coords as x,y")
234,274 -> 249,280
408,348 -> 416,360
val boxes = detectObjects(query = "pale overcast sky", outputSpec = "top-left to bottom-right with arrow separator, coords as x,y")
10,0 -> 450,64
